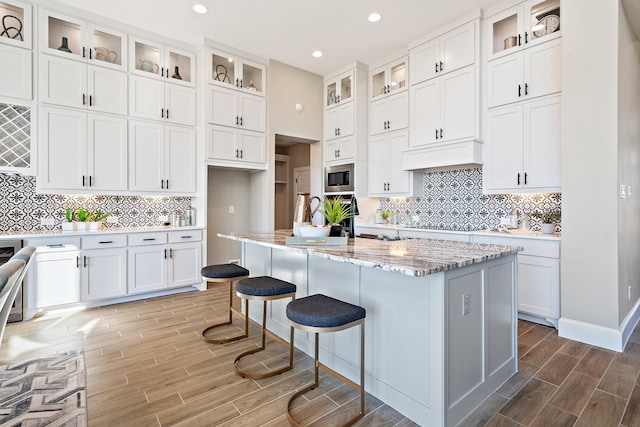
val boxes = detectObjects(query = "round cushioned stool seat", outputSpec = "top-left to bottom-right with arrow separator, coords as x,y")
236,276 -> 297,297
201,263 -> 249,279
286,294 -> 366,328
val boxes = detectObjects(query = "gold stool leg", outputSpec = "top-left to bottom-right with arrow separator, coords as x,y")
201,276 -> 249,344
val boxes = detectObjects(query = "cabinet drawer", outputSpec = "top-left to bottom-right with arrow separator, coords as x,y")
83,234 -> 127,249
471,234 -> 560,258
168,230 -> 202,243
26,237 -> 81,251
129,232 -> 167,246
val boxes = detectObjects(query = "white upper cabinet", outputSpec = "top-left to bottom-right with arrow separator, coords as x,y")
208,49 -> 266,96
324,103 -> 355,141
485,0 -> 560,61
40,9 -> 127,71
129,36 -> 195,87
0,44 -> 31,100
129,75 -> 195,126
369,91 -> 409,136
411,21 -> 476,85
368,130 -> 411,196
207,85 -> 265,132
324,70 -> 354,109
369,56 -> 408,101
0,0 -> 32,49
206,124 -> 266,166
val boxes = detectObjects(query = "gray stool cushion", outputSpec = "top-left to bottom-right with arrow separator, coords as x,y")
236,276 -> 296,297
286,294 -> 366,328
201,263 -> 249,279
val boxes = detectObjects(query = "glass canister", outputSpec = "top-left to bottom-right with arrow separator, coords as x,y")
186,207 -> 195,226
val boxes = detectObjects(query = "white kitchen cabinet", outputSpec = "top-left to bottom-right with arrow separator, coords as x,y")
485,0 -> 560,61
128,244 -> 166,294
324,102 -> 355,141
39,54 -> 127,114
0,0 -> 32,49
471,232 -> 560,326
129,120 -> 196,193
130,36 -> 194,86
129,75 -> 195,126
368,130 -> 411,196
324,136 -> 355,164
410,21 -> 476,85
39,106 -> 127,192
40,9 -> 127,71
410,65 -> 475,147
487,38 -> 561,108
81,235 -> 127,301
484,95 -> 561,193
369,56 -> 408,101
207,85 -> 265,132
206,124 -> 266,166
208,48 -> 265,96
324,69 -> 353,108
0,44 -> 31,100
369,91 -> 409,136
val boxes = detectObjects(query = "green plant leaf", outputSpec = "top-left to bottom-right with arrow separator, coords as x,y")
319,197 -> 352,225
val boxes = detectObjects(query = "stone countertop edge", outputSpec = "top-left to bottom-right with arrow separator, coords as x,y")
218,230 -> 522,278
355,223 -> 562,241
0,225 -> 205,240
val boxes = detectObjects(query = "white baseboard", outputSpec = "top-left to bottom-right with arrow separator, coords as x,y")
558,299 -> 640,352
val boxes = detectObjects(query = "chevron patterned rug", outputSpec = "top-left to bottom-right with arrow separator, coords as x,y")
0,349 -> 87,426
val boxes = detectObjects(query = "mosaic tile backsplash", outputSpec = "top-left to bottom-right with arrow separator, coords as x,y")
378,168 -> 562,232
0,175 -> 192,232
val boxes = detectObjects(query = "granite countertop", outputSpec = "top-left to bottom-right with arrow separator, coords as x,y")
218,230 -> 522,277
0,226 -> 204,240
356,223 -> 561,241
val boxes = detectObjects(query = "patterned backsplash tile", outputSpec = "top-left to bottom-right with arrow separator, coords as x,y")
378,168 -> 561,232
0,175 -> 192,232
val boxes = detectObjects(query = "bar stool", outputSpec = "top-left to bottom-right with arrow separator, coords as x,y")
201,263 -> 250,344
285,294 -> 366,427
233,276 -> 296,379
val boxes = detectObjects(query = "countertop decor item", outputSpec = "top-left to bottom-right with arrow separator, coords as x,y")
57,36 -> 71,53
215,64 -> 230,83
530,210 -> 561,234
94,47 -> 117,63
319,197 -> 352,237
172,66 -> 182,80
1,14 -> 23,40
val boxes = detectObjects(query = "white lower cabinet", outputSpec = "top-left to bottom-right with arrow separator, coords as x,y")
81,235 -> 127,300
30,240 -> 81,308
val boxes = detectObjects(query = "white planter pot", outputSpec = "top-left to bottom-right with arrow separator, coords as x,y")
74,221 -> 89,230
60,222 -> 75,231
540,223 -> 556,234
88,221 -> 103,231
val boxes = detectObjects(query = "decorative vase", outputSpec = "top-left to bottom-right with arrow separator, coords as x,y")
540,223 -> 555,234
88,221 -> 103,231
58,36 -> 71,53
329,225 -> 343,237
74,221 -> 88,230
172,66 -> 182,80
61,222 -> 75,231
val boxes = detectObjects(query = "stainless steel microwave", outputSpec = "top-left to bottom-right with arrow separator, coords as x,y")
324,164 -> 354,193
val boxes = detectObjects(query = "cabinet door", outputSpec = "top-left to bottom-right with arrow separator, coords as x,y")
369,98 -> 388,136
81,248 -> 127,300
39,106 -> 86,190
239,58 -> 266,96
87,65 -> 127,115
485,4 -> 525,60
128,245 -> 167,294
86,22 -> 127,71
165,84 -> 195,126
130,36 -> 164,79
484,104 -> 524,192
87,114 -> 127,191
34,250 -> 81,308
0,44 -> 31,100
410,79 -> 439,147
440,21 -> 476,74
387,130 -> 410,194
368,134 -> 388,195
164,126 -> 196,192
518,254 -> 559,318
524,38 -> 562,100
209,49 -> 238,89
129,120 -> 164,191
129,75 -> 164,122
440,66 -> 475,142
208,85 -> 238,127
487,53 -> 523,108
411,38 -> 440,84
238,130 -> 266,164
335,137 -> 355,161
523,96 -> 561,190
388,91 -> 409,132
0,0 -> 32,49
39,55 -> 86,108
324,107 -> 340,140
206,124 -> 238,161
239,93 -> 266,132
168,242 -> 202,288
166,46 -> 195,87
40,9 -> 86,61
337,103 -> 355,137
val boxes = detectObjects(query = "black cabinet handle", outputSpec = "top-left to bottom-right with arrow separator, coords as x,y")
89,95 -> 92,106
161,67 -> 165,77
89,48 -> 92,60
98,241 -> 113,244
89,176 -> 92,187
435,62 -> 439,73
164,249 -> 167,259
337,95 -> 340,103
82,175 -> 86,187
525,83 -> 529,95
440,61 -> 443,72
337,149 -> 340,157
76,256 -> 79,268
169,248 -> 173,258
47,244 -> 64,248
388,121 -> 391,130
161,108 -> 164,118
161,180 -> 164,189
525,32 -> 529,44
518,34 -> 522,46
524,173 -> 528,185
235,149 -> 239,158
236,116 -> 239,125
435,129 -> 439,139
239,150 -> 243,158
384,121 -> 387,130
166,179 -> 169,189
142,238 -> 156,241
82,46 -> 86,58
235,78 -> 239,87
83,256 -> 87,268
334,128 -> 338,136
166,109 -> 169,119
439,128 -> 443,139
240,79 -> 243,88
517,173 -> 521,185
518,85 -> 522,97
181,235 -> 192,239
239,117 -> 242,126
82,94 -> 86,105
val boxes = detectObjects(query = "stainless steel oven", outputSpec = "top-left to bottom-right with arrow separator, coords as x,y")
0,240 -> 23,322
324,163 -> 354,193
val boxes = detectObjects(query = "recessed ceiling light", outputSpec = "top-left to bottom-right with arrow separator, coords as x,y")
193,4 -> 208,14
312,50 -> 323,58
368,13 -> 382,23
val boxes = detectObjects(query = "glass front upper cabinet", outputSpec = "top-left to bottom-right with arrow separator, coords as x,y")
325,70 -> 353,108
0,0 -> 31,49
487,0 -> 560,60
130,37 -> 194,87
370,57 -> 408,101
40,9 -> 127,71
209,49 -> 266,96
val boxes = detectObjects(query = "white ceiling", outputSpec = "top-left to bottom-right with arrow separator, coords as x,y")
52,0 -> 501,76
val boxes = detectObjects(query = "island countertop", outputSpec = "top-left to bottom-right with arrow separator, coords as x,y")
218,229 -> 521,277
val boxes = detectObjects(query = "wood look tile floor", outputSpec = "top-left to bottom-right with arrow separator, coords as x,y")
3,286 -> 640,427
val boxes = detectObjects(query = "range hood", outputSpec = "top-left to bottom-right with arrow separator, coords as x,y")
402,139 -> 483,171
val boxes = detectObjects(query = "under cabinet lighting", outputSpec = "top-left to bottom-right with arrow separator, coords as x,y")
312,50 -> 323,58
368,13 -> 382,23
193,4 -> 208,14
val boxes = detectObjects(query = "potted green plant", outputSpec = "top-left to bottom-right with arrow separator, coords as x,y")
319,197 -> 352,236
530,210 -> 561,234
75,208 -> 93,230
88,209 -> 109,230
380,209 -> 392,224
61,208 -> 76,231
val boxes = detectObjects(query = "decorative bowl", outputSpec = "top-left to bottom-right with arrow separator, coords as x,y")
299,225 -> 331,238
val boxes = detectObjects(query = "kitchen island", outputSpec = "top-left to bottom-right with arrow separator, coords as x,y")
219,230 -> 521,426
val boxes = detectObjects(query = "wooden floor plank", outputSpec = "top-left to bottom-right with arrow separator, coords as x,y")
574,390 -> 627,427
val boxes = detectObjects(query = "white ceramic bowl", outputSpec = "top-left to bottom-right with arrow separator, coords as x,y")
299,225 -> 331,237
